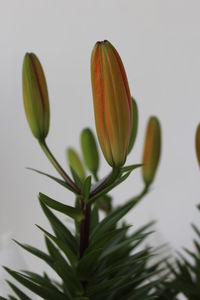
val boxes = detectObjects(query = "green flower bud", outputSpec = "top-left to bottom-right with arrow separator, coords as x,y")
128,97 -> 138,154
81,128 -> 99,176
67,148 -> 86,181
142,116 -> 161,186
22,53 -> 50,140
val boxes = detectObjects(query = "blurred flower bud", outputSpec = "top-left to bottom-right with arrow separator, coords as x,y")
67,148 -> 86,181
128,97 -> 138,154
22,53 -> 50,141
142,116 -> 161,186
195,124 -> 200,167
91,40 -> 132,167
81,128 -> 99,176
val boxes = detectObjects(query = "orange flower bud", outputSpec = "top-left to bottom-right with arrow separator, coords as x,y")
91,40 -> 132,167
195,124 -> 200,167
142,117 -> 161,186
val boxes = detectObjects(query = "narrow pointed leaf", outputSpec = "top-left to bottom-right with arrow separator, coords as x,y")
8,279 -> 31,300
70,167 -> 83,189
77,249 -> 102,280
89,171 -> 131,204
120,164 -> 142,174
90,194 -> 142,242
13,240 -> 53,266
82,176 -> 92,202
4,268 -> 67,300
37,225 -> 78,267
39,201 -> 78,253
27,168 -> 74,192
39,192 -> 84,221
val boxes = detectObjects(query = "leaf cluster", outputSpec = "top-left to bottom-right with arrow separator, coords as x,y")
156,213 -> 200,300
1,172 -> 164,300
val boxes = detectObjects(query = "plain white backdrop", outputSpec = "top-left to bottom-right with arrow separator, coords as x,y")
0,0 -> 200,287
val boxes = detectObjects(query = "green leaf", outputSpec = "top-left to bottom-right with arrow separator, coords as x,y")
82,176 -> 92,202
70,167 -> 83,189
77,248 -> 102,280
101,233 -> 152,259
87,226 -> 130,255
89,171 -> 131,204
96,194 -> 112,214
20,271 -> 56,290
97,249 -> 150,279
197,203 -> 200,211
90,194 -> 142,242
45,236 -> 71,270
13,240 -> 53,266
192,223 -> 200,239
87,277 -> 124,297
7,280 -> 31,300
11,241 -> 76,298
26,167 -> 75,192
74,197 -> 81,237
39,200 -> 78,254
120,163 -> 143,174
45,237 -> 83,295
74,298 -> 90,300
54,262 -> 83,296
39,192 -> 84,221
37,225 -> 78,267
90,204 -> 99,234
4,268 -> 67,300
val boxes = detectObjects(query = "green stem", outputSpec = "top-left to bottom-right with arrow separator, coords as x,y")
94,171 -> 113,214
79,200 -> 91,258
90,167 -> 120,198
39,139 -> 80,194
129,184 -> 149,204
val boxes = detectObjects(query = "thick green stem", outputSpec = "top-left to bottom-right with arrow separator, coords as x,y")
39,139 -> 80,194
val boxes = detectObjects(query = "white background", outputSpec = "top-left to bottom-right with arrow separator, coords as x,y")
0,0 -> 200,291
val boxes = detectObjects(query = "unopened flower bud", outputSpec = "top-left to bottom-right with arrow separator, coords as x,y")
81,128 -> 99,176
22,53 -> 50,140
142,116 -> 161,186
67,148 -> 86,181
91,40 -> 132,167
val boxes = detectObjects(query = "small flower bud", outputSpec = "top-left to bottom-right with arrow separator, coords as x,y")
67,148 -> 86,181
22,53 -> 50,140
142,116 -> 161,186
80,128 -> 99,176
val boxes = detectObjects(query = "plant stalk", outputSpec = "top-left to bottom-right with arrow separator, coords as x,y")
79,199 -> 91,258
90,167 -> 120,198
39,139 -> 80,194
